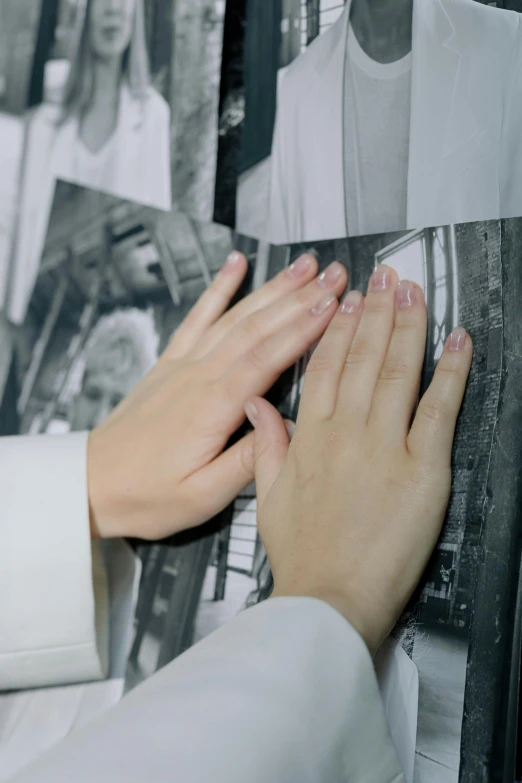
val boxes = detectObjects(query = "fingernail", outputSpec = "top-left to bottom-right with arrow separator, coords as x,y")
223,251 -> 242,274
312,292 -> 337,316
285,421 -> 296,440
341,289 -> 363,314
317,261 -> 343,288
287,254 -> 313,278
244,400 -> 258,427
447,327 -> 467,352
369,265 -> 391,292
397,280 -> 415,309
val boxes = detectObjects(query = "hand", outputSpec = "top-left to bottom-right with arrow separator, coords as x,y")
247,266 -> 473,653
87,251 -> 348,540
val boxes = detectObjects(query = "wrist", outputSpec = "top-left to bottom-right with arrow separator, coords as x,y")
87,428 -> 117,540
271,585 -> 380,655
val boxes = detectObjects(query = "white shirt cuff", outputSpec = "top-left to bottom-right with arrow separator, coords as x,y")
0,432 -> 109,690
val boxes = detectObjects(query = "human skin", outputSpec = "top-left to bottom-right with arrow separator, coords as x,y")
247,266 -> 472,653
87,250 -> 348,540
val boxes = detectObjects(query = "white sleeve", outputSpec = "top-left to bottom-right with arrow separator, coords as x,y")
10,598 -> 405,783
500,16 -> 522,219
266,68 -> 293,246
147,94 -> 172,212
0,432 -> 109,691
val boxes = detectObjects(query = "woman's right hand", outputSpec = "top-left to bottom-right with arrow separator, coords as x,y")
247,265 -> 473,653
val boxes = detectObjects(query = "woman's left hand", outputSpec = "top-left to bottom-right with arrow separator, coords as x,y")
87,251 -> 348,540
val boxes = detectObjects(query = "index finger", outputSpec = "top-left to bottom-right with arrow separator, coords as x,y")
165,251 -> 249,359
192,253 -> 319,358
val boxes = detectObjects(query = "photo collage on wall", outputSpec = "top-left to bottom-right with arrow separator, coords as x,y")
2,1 -> 522,783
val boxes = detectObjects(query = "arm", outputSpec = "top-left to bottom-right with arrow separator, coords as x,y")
0,432 -> 109,690
10,598 -> 404,783
2,251 -> 345,686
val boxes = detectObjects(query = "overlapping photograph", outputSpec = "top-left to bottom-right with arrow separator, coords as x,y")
0,0 -> 228,332
230,0 -> 522,245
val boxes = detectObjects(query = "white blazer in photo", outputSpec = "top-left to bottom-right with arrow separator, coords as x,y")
256,0 -> 522,244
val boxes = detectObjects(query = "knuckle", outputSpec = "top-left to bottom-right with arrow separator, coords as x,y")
436,361 -> 463,382
327,315 -> 351,334
295,285 -> 313,307
240,313 -> 264,344
207,277 -> 227,300
365,297 -> 393,316
392,315 -> 420,335
305,352 -> 335,377
345,337 -> 379,368
290,452 -> 319,487
247,341 -> 270,373
418,397 -> 449,426
378,360 -> 410,384
240,438 -> 255,475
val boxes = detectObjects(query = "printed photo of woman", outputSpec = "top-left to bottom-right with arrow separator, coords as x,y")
27,0 -> 172,211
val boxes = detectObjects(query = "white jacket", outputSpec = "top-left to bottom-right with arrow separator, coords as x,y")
261,0 -> 522,244
0,433 -> 416,782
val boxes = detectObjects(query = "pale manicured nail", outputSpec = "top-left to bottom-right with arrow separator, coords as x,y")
341,289 -> 363,314
244,400 -> 258,427
312,292 -> 337,316
397,280 -> 415,309
287,254 -> 313,278
447,327 -> 467,352
285,421 -> 296,440
369,265 -> 391,292
223,251 -> 242,274
318,261 -> 343,288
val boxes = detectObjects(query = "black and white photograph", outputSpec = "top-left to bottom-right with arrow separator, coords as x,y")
0,188 -> 421,779
2,0 -> 522,780
0,179 -> 247,778
0,0 -> 44,116
213,0 -> 246,229
0,113 -> 24,288
2,185 -> 522,782
31,0 -> 173,211
232,0 -> 522,245
20,0 -> 227,212
220,219 -> 522,783
0,0 -> 228,329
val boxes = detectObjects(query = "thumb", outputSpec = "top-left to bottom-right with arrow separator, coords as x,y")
244,397 -> 293,506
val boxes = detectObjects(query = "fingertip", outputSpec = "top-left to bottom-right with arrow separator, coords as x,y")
221,250 -> 248,277
286,252 -> 318,281
311,292 -> 339,317
340,289 -> 364,315
445,327 -> 472,355
368,263 -> 399,294
413,282 -> 426,307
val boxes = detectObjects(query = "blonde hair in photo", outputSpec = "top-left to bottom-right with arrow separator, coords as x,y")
61,0 -> 151,119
